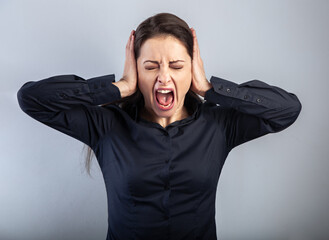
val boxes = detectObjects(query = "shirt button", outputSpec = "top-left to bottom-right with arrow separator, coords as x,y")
169,128 -> 178,136
226,88 -> 231,93
59,93 -> 68,99
256,98 -> 261,103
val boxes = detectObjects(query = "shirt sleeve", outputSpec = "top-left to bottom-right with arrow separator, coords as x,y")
17,73 -> 121,148
204,76 -> 302,151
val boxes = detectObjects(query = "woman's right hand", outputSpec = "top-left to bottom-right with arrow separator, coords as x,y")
113,30 -> 138,98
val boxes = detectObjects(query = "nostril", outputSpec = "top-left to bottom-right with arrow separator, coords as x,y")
158,77 -> 171,83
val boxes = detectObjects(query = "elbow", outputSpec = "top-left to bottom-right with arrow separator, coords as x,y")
17,82 -> 35,114
17,85 -> 26,110
274,94 -> 302,132
289,93 -> 302,120
295,96 -> 302,116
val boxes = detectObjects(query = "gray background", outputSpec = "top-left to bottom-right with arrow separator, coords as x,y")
1,0 -> 328,239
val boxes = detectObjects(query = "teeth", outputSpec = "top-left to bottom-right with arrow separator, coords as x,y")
157,89 -> 172,94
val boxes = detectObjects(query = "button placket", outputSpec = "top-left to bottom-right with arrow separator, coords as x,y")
164,129 -> 173,165
162,129 -> 172,215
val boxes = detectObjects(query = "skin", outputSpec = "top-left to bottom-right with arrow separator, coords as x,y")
137,35 -> 192,127
113,28 -> 212,128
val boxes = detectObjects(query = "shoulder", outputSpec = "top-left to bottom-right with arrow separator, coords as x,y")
76,104 -> 129,124
199,101 -> 233,124
101,103 -> 142,127
101,103 -> 129,118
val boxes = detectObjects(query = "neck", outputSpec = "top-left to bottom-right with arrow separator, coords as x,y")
140,104 -> 190,128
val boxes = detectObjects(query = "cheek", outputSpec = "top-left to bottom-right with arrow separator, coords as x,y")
180,72 -> 192,92
184,80 -> 192,93
176,78 -> 191,98
137,77 -> 154,100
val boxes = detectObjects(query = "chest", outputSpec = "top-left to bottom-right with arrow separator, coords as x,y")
96,117 -> 229,197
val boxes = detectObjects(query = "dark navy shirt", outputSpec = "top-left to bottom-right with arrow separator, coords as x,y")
17,74 -> 302,240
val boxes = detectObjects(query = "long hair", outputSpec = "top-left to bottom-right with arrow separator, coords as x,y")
84,12 -> 201,176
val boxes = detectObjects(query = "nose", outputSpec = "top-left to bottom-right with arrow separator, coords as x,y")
157,66 -> 171,84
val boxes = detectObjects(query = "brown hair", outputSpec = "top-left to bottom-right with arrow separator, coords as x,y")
84,12 -> 202,176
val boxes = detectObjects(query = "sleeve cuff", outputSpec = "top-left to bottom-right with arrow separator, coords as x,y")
204,76 -> 239,107
87,74 -> 121,105
204,76 -> 275,108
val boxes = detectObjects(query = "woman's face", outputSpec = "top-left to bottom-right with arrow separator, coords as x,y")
137,35 -> 192,119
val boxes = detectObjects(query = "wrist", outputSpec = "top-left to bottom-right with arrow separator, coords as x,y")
197,81 -> 212,97
113,80 -> 134,98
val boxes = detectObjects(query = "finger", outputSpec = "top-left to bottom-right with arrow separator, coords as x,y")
129,30 -> 135,58
126,31 -> 134,59
126,30 -> 134,50
193,30 -> 201,56
190,28 -> 197,59
131,30 -> 135,48
191,28 -> 200,57
127,31 -> 132,48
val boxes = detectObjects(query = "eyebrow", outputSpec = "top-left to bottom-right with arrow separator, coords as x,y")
143,60 -> 185,64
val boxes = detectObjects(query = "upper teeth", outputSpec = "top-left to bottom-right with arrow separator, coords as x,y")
157,90 -> 172,93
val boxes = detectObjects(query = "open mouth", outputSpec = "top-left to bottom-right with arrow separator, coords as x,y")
155,89 -> 175,110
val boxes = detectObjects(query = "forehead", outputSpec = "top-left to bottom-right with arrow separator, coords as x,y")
139,36 -> 190,61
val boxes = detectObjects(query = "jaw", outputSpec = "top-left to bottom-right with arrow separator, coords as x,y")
140,80 -> 189,122
141,93 -> 188,128
154,94 -> 187,120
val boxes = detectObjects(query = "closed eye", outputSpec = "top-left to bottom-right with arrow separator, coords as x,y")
145,66 -> 183,70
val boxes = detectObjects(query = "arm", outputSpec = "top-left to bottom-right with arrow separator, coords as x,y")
189,28 -> 302,150
17,30 -> 137,148
204,76 -> 302,150
17,74 -> 121,148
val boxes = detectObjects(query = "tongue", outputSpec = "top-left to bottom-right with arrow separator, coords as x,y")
156,92 -> 173,106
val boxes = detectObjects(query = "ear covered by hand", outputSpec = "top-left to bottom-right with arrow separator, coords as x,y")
115,28 -> 212,98
190,28 -> 212,97
113,30 -> 138,98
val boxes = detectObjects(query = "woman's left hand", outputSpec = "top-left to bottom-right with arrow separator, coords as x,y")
190,28 -> 212,97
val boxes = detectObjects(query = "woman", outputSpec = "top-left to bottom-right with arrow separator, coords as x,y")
17,12 -> 301,240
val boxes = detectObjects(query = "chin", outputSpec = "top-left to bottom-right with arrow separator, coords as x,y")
155,109 -> 175,118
